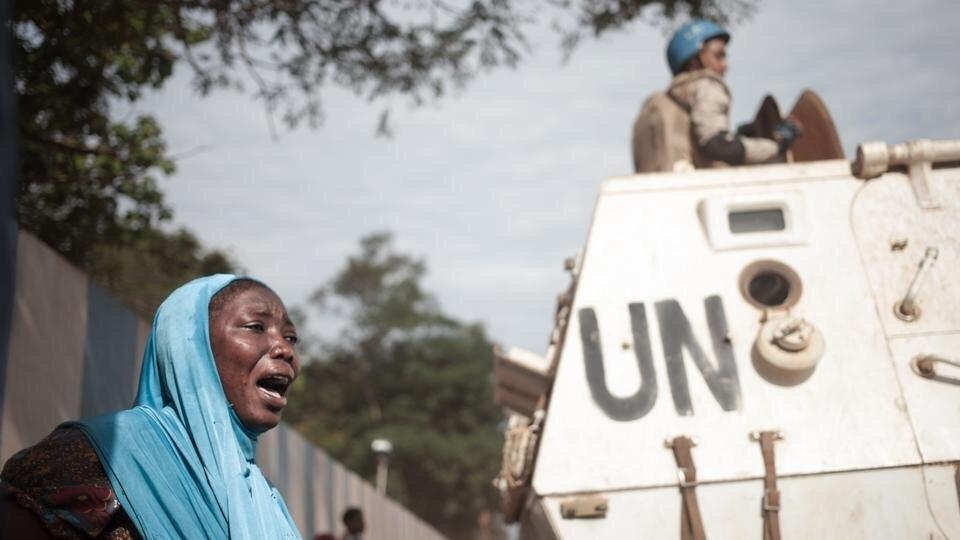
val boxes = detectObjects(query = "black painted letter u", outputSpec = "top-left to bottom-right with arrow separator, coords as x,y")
579,304 -> 658,422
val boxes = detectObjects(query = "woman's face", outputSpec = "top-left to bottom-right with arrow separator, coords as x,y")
210,285 -> 300,432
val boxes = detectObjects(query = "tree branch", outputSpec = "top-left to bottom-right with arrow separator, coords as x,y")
23,132 -> 119,158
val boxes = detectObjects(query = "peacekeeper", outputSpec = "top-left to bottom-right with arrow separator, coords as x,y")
665,20 -> 800,166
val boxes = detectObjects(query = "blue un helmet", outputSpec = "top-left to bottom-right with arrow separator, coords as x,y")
666,20 -> 730,75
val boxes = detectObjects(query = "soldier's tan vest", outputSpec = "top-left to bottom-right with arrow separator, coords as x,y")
632,92 -> 695,173
632,71 -> 728,172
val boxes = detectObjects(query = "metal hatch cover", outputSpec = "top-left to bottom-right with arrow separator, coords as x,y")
851,167 -> 960,463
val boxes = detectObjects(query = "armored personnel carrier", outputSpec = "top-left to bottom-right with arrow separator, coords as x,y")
492,94 -> 960,538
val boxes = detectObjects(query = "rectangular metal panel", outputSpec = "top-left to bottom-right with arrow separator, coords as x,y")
0,224 -> 14,459
888,334 -> 960,462
279,425 -> 308,539
276,422 -> 291,495
322,450 -> 336,533
81,282 -> 139,417
133,320 -> 151,389
2,231 -> 87,461
851,168 -> 960,335
849,168 -> 960,464
360,479 -> 379,538
302,437 -> 318,538
541,466 -> 955,539
330,459 -> 350,531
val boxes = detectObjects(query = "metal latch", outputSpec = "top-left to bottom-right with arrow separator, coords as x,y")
911,354 -> 960,386
894,247 -> 939,322
560,495 -> 609,519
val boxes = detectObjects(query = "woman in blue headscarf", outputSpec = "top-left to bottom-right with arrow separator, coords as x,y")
0,275 -> 302,539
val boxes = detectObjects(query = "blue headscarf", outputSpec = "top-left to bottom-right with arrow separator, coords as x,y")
70,275 -> 300,539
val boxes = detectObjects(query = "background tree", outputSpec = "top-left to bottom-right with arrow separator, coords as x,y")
13,1 -> 233,317
12,0 -> 754,313
86,227 -> 236,318
285,232 -> 504,538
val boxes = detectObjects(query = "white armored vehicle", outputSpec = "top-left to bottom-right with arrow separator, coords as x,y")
493,118 -> 960,538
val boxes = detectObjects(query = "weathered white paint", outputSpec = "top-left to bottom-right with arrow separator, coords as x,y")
851,167 -> 960,335
534,161 -> 917,494
518,152 -> 960,538
532,464 -> 959,539
887,334 -> 960,463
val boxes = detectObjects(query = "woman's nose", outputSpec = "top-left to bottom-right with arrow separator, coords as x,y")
269,336 -> 294,360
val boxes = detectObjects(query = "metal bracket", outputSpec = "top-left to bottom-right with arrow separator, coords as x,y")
762,490 -> 781,512
749,430 -> 785,442
908,158 -> 938,210
676,467 -> 698,488
853,139 -> 960,210
560,495 -> 609,519
663,436 -> 699,448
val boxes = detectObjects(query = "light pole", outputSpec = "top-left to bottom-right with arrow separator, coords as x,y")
371,438 -> 393,496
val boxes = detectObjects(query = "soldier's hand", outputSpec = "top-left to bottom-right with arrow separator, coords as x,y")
773,118 -> 803,154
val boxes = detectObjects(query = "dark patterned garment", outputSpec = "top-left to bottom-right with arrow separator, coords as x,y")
0,427 -> 141,539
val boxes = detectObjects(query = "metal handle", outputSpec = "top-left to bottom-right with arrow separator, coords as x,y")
854,139 -> 960,178
911,354 -> 960,386
894,247 -> 939,321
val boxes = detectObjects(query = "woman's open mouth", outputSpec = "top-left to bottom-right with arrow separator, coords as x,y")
256,374 -> 292,408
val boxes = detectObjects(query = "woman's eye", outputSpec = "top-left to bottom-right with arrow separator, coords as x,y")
285,335 -> 300,345
245,323 -> 265,332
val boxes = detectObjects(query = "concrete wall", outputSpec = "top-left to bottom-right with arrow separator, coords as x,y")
1,230 -> 444,540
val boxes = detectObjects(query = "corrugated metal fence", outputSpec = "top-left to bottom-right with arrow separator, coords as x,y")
1,230 -> 445,540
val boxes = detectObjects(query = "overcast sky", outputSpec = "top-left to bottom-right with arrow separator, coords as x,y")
137,0 -> 960,354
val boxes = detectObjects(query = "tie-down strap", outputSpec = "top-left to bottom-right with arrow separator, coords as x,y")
752,431 -> 784,540
666,436 -> 706,540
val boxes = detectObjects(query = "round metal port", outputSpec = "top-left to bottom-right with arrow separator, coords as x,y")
739,260 -> 802,310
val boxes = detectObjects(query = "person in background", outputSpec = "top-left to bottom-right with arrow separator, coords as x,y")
342,507 -> 365,540
0,275 -> 302,538
664,20 -> 801,166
